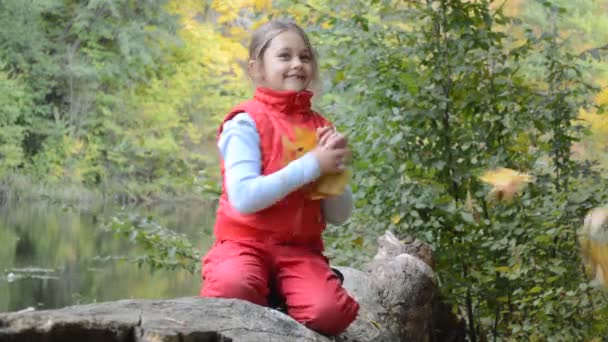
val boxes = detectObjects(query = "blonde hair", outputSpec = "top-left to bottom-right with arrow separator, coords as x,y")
248,20 -> 319,88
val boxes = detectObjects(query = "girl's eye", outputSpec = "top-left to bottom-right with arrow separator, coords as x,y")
300,55 -> 311,61
278,53 -> 290,60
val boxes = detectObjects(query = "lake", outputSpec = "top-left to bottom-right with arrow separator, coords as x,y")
0,200 -> 216,313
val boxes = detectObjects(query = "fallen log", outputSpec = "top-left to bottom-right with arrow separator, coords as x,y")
0,231 -> 436,342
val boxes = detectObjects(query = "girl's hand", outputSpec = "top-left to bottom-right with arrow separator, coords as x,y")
317,126 -> 348,149
312,130 -> 351,175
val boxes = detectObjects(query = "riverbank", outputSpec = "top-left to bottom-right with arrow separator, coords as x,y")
0,186 -> 217,313
0,173 -> 219,209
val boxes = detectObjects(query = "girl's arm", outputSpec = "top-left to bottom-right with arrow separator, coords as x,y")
220,113 -> 320,214
220,113 -> 354,224
321,186 -> 353,224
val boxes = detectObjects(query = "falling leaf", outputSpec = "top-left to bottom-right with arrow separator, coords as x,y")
579,207 -> 608,287
391,214 -> 402,224
479,168 -> 532,201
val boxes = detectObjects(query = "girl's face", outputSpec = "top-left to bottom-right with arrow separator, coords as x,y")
256,30 -> 314,92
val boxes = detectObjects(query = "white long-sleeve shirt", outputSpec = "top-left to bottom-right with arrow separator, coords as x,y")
219,113 -> 353,224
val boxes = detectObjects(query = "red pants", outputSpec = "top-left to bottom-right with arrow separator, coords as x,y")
200,239 -> 359,336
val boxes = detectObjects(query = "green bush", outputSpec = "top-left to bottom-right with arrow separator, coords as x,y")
0,67 -> 30,176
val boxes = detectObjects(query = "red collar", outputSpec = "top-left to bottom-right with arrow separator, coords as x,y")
253,87 -> 313,114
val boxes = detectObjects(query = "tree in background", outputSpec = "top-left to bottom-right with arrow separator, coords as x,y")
0,67 -> 31,177
515,0 -> 608,171
0,0 -> 180,194
0,0 -> 263,201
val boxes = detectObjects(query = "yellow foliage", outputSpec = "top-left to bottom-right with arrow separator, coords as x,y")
166,0 -> 201,15
254,0 -> 272,11
595,87 -> 608,106
287,4 -> 310,18
576,87 -> 608,168
495,0 -> 524,17
65,135 -> 85,156
509,132 -> 532,154
133,0 -> 254,148
141,135 -> 180,154
186,123 -> 203,144
210,0 -> 270,24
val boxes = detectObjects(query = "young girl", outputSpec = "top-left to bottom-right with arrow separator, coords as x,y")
200,20 -> 359,336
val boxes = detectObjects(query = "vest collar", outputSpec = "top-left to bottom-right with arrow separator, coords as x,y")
253,87 -> 313,114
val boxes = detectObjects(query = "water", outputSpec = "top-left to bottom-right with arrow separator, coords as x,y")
0,200 -> 216,313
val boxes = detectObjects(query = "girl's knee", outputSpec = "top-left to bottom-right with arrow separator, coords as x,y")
201,267 -> 268,306
296,294 -> 360,336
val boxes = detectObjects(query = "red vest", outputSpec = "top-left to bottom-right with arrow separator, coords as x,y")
213,87 -> 331,248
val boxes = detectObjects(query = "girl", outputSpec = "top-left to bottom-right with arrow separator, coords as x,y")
200,20 -> 359,336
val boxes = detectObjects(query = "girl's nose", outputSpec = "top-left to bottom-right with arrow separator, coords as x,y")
292,58 -> 303,68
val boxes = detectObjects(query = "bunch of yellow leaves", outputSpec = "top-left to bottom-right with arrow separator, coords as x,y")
282,127 -> 350,200
579,207 -> 608,287
479,168 -> 532,201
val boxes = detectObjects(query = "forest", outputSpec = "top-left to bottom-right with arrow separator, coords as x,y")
1,0 -> 608,340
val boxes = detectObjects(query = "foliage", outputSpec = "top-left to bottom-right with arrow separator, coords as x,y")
0,67 -> 31,176
0,0 -> 175,195
578,87 -> 608,169
0,0 -> 252,201
515,0 -> 608,170
267,0 -> 608,340
105,212 -> 201,274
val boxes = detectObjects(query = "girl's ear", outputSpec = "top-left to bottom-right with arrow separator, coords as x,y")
248,59 -> 263,83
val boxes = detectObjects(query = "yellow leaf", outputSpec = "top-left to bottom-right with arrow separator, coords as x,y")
479,168 -> 532,201
579,207 -> 608,287
391,214 -> 402,224
321,21 -> 333,29
311,170 -> 351,200
369,319 -> 382,329
282,127 -> 350,200
495,266 -> 511,273
352,236 -> 364,247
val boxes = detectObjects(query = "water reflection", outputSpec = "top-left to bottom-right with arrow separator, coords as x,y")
0,200 -> 216,312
